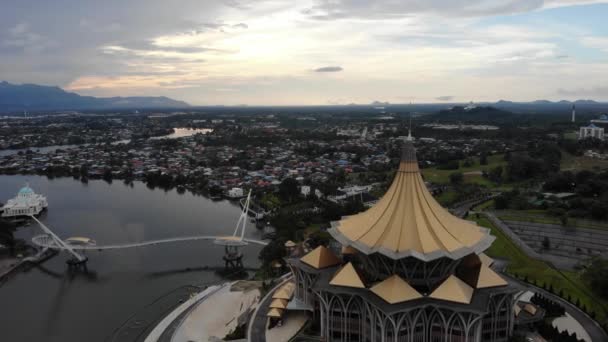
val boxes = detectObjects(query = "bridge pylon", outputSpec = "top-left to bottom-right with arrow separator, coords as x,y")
29,216 -> 89,269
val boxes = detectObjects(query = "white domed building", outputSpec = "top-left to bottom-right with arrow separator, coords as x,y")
2,184 -> 48,218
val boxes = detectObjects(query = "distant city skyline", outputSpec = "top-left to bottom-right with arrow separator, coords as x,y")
1,0 -> 608,105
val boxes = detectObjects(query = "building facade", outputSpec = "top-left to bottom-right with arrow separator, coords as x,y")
287,140 -> 518,342
579,123 -> 605,140
1,184 -> 48,217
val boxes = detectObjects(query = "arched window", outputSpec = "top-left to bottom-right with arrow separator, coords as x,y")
428,310 -> 445,342
449,315 -> 466,342
396,314 -> 411,342
346,297 -> 365,342
412,310 -> 427,342
384,317 -> 396,342
329,297 -> 345,342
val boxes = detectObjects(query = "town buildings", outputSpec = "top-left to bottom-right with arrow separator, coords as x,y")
285,139 -> 518,341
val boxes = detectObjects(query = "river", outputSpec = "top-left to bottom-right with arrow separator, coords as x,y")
0,127 -> 213,157
0,175 -> 263,342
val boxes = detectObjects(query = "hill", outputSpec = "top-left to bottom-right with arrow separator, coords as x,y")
0,81 -> 189,112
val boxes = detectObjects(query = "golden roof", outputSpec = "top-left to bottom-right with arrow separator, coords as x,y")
370,275 -> 422,304
476,264 -> 508,288
284,240 -> 297,248
523,303 -> 537,315
478,253 -> 494,267
329,262 -> 365,288
430,275 -> 474,304
269,298 -> 288,309
341,245 -> 358,255
329,142 -> 494,261
272,282 -> 295,300
300,245 -> 341,269
514,304 -> 522,317
267,308 -> 284,318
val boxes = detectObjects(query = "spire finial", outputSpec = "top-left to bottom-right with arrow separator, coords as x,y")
407,105 -> 413,141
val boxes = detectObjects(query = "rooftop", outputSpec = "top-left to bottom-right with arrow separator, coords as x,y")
329,141 -> 494,261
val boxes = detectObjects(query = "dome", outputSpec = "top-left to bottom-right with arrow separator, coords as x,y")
329,141 -> 494,262
18,186 -> 34,195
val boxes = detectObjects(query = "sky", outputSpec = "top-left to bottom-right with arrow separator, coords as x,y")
1,0 -> 608,105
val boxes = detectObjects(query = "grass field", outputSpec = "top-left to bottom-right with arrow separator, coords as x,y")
421,154 -> 506,186
470,215 -> 608,323
561,151 -> 608,172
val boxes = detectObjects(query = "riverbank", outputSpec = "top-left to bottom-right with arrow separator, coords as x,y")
0,247 -> 56,282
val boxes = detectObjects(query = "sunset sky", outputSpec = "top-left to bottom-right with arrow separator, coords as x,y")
2,0 -> 608,105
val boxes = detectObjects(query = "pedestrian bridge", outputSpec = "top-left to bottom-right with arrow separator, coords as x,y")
31,234 -> 268,251
29,190 -> 268,263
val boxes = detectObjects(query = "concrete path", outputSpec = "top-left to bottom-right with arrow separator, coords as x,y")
552,312 -> 592,342
145,285 -> 222,342
171,281 -> 260,342
265,311 -> 307,342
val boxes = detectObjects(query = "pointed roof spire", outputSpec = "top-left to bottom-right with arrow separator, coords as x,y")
429,275 -> 474,304
300,245 -> 341,269
370,275 -> 422,304
329,139 -> 494,261
330,262 -> 365,288
476,265 -> 508,288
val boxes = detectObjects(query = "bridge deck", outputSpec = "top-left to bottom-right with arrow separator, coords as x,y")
32,234 -> 268,250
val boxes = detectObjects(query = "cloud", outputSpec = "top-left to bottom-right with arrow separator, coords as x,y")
435,96 -> 454,101
313,66 -> 343,72
581,36 -> 608,52
303,0 -> 608,19
557,86 -> 608,98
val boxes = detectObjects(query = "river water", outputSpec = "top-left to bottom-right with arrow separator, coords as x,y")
0,175 -> 263,342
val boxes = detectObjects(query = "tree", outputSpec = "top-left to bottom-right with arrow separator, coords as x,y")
583,258 -> 608,298
258,239 -> 287,266
479,152 -> 488,165
449,172 -> 464,185
279,178 -> 299,202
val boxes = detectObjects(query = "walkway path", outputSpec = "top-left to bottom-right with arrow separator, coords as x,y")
171,281 -> 260,342
144,285 -> 223,342
247,275 -> 293,342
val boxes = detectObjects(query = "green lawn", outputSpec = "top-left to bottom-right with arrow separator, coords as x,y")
470,214 -> 608,324
421,154 -> 507,186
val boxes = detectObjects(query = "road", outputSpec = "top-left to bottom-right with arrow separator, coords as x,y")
506,274 -> 608,342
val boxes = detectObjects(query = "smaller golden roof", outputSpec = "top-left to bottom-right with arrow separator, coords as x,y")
478,253 -> 494,267
300,245 -> 341,269
430,275 -> 474,304
272,282 -> 295,300
370,275 -> 422,304
271,260 -> 282,268
523,303 -> 537,315
514,304 -> 522,317
341,245 -> 358,255
269,298 -> 288,309
476,265 -> 507,288
330,262 -> 365,288
267,308 -> 284,318
285,240 -> 296,248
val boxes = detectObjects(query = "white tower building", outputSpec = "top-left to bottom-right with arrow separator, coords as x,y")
572,104 -> 576,123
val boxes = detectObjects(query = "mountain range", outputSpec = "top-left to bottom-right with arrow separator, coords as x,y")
0,81 -> 189,112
